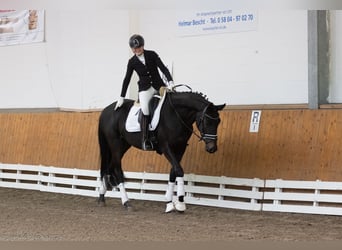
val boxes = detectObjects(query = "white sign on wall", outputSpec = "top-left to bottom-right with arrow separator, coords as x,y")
249,110 -> 262,133
0,10 -> 45,46
177,10 -> 257,37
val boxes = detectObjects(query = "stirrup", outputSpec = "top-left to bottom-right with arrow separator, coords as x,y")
142,140 -> 154,151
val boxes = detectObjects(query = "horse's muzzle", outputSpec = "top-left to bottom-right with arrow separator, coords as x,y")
205,140 -> 217,153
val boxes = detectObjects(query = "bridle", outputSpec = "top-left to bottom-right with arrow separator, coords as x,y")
197,104 -> 220,142
167,89 -> 219,142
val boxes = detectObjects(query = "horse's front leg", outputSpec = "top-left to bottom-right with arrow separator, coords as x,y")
163,146 -> 187,213
165,174 -> 186,213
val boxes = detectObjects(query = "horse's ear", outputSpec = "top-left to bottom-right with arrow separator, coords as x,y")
215,104 -> 225,111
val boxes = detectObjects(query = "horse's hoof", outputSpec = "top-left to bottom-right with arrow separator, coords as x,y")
174,201 -> 186,213
165,201 -> 175,213
123,201 -> 134,211
97,195 -> 106,206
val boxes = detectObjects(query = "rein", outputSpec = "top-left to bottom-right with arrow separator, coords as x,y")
167,92 -> 202,140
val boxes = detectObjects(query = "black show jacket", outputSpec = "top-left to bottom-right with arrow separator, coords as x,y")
120,49 -> 173,97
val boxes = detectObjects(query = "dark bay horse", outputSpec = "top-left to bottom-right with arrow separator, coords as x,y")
98,87 -> 225,212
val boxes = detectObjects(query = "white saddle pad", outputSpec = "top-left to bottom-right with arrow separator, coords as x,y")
125,91 -> 167,132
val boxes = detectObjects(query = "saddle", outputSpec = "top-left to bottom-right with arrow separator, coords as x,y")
125,87 -> 168,133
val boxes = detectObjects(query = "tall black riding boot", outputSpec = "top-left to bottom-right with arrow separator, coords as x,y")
141,114 -> 153,151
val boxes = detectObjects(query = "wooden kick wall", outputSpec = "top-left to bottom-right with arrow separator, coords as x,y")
1,109 -> 342,181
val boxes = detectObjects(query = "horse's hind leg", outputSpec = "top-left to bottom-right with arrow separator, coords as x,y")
98,160 -> 131,209
98,167 -> 130,208
98,176 -> 108,206
98,128 -> 131,208
110,143 -> 132,209
98,124 -> 113,206
118,182 -> 131,209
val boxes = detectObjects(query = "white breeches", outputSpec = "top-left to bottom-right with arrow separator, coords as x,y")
139,86 -> 158,115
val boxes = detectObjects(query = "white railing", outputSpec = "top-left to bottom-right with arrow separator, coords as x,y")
2,163 -> 342,215
0,163 -> 263,211
0,164 -> 100,197
263,179 -> 342,216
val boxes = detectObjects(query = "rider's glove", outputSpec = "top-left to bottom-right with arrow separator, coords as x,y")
114,97 -> 124,110
167,81 -> 175,91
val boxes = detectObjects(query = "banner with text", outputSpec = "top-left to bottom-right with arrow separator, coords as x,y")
177,10 -> 257,36
0,10 -> 45,46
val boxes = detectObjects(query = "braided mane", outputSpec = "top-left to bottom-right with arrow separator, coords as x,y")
188,91 -> 209,101
170,84 -> 210,102
173,90 -> 211,104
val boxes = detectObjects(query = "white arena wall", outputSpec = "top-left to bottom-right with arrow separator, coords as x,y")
0,9 -> 321,110
2,8 -> 342,110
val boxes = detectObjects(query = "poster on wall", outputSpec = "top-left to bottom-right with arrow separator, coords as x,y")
177,10 -> 257,36
0,10 -> 45,46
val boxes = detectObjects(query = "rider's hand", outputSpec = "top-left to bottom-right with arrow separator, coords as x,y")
167,81 -> 175,91
114,97 -> 124,110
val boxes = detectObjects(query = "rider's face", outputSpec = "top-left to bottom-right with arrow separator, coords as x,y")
132,46 -> 144,56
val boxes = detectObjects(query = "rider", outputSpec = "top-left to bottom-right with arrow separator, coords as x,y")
115,34 -> 174,150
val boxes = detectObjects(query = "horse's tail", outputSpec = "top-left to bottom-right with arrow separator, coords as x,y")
98,122 -> 111,179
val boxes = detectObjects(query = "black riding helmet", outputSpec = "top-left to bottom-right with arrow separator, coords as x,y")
129,34 -> 144,48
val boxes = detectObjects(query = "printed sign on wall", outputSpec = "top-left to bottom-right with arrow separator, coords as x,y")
0,10 -> 45,46
249,110 -> 262,133
177,10 -> 257,37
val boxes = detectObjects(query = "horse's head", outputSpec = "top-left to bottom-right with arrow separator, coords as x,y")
196,103 -> 225,153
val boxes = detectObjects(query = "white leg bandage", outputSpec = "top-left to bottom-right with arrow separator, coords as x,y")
176,177 -> 185,197
165,182 -> 175,201
99,178 -> 107,195
118,183 -> 129,205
